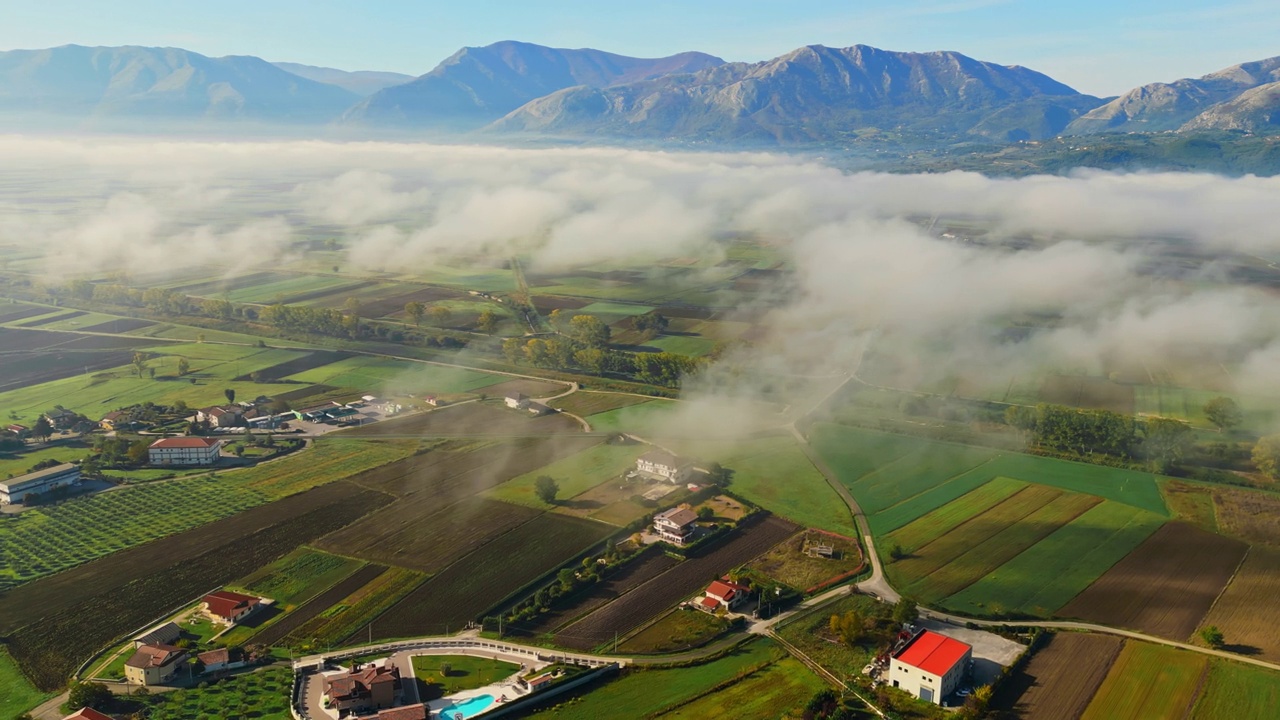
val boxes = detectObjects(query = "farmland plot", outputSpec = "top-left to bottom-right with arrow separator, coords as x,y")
1200,546 -> 1280,662
248,564 -> 389,647
551,391 -> 652,417
234,548 -> 364,606
1191,660 -> 1280,720
283,567 -> 426,648
1079,642 -> 1207,720
990,632 -> 1123,720
555,516 -> 797,650
487,442 -> 641,508
345,401 -> 581,437
0,350 -> 137,393
508,550 -> 680,637
372,512 -> 616,638
1059,522 -> 1248,639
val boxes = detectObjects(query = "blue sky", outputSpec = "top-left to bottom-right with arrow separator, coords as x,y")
3,1 -> 1278,96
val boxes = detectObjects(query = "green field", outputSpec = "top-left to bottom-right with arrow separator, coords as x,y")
944,501 -> 1166,616
285,355 -> 505,395
233,547 -> 364,605
0,439 -> 414,589
1081,642 -> 1207,720
884,476 -> 1026,553
663,657 -> 826,719
221,274 -> 355,304
1192,659 -> 1280,719
0,443 -> 93,479
810,423 -> 1169,535
647,334 -> 718,356
585,399 -> 679,434
678,435 -> 856,534
413,655 -> 522,695
0,647 -> 50,720
541,640 -> 783,720
487,442 -> 642,508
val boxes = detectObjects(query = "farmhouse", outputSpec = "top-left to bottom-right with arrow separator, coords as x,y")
527,401 -> 552,416
44,407 -> 78,430
196,405 -> 242,428
324,661 -> 403,713
505,392 -> 529,410
148,436 -> 223,466
62,709 -> 114,720
0,463 -> 80,505
134,621 -> 181,648
889,630 -> 972,705
699,579 -> 751,612
123,643 -> 188,686
201,590 -> 264,625
5,423 -> 28,438
100,410 -> 126,430
636,450 -> 692,483
653,506 -> 699,546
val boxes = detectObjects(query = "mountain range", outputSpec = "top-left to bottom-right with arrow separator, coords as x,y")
0,41 -> 1276,148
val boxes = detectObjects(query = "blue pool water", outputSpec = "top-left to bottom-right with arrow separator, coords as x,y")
437,694 -> 495,719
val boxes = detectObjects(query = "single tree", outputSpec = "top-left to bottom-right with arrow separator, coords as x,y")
502,337 -> 524,364
32,416 -> 53,442
476,309 -> 499,334
534,475 -> 560,504
427,305 -> 452,327
1200,625 -> 1225,649
568,314 -> 611,348
224,388 -> 236,405
892,597 -> 918,625
404,301 -> 426,327
176,357 -> 191,376
1253,434 -> 1280,479
1142,417 -> 1193,472
148,367 -> 156,380
66,681 -> 112,711
697,506 -> 715,520
1203,396 -> 1243,433
131,351 -> 149,378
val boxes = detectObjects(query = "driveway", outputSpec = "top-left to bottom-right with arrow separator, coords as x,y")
917,618 -> 1025,687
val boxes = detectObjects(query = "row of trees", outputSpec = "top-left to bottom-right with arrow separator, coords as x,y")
1005,403 -> 1194,471
502,336 -> 703,387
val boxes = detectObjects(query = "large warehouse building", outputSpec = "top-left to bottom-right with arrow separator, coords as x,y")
0,463 -> 81,505
888,630 -> 972,705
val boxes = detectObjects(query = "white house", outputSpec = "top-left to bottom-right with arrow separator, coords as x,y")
505,392 -> 529,410
148,437 -> 223,466
636,450 -> 692,483
888,630 -> 972,705
196,405 -> 242,428
695,579 -> 751,613
653,506 -> 698,545
0,463 -> 81,505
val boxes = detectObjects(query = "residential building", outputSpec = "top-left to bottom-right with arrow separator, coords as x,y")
134,621 -> 181,648
196,647 -> 247,674
505,392 -> 529,410
123,643 -> 188,686
5,423 -> 28,438
148,436 -> 223,466
44,407 -> 78,429
888,630 -> 972,705
636,451 -> 692,483
100,410 -> 126,430
196,405 -> 242,428
526,401 -> 552,416
0,463 -> 80,505
525,672 -> 556,691
201,590 -> 263,625
324,662 -> 402,713
652,506 -> 699,546
62,709 -> 114,720
703,579 -> 751,611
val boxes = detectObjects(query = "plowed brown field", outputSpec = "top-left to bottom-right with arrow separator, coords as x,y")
1200,546 -> 1280,661
991,633 -> 1123,720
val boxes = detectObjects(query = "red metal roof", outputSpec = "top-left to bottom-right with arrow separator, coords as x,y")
894,630 -> 970,676
203,590 -> 260,619
150,436 -> 221,449
64,708 -> 114,720
706,579 -> 748,601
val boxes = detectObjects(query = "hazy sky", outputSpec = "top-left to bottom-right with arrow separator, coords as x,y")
3,1 -> 1278,96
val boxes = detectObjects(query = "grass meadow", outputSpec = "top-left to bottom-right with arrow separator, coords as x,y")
1191,659 -> 1280,719
1080,642 -> 1207,720
0,647 -> 50,720
487,442 -> 642,508
662,657 -> 827,719
285,355 -> 505,396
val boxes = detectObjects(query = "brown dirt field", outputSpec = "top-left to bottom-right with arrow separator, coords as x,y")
991,633 -> 1124,720
232,350 -> 351,381
532,296 -> 590,312
1039,375 -> 1135,415
555,515 -> 798,650
248,564 -> 388,646
1201,546 -> 1280,661
15,310 -> 87,327
0,305 -> 54,323
482,378 -> 565,399
508,549 -> 681,638
76,318 -> 156,334
550,392 -> 651,417
1058,522 -> 1247,640
342,400 -> 581,436
1210,486 -> 1280,547
0,350 -> 137,392
0,327 -> 152,351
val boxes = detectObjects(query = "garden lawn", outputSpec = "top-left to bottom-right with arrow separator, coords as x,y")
1191,659 -> 1280,720
1081,642 -> 1207,720
663,657 -> 826,719
412,655 -> 521,695
943,501 -> 1166,617
0,647 -> 49,720
544,640 -> 783,720
487,442 -> 641,508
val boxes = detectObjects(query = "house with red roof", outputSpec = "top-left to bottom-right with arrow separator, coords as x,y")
148,436 -> 223,466
692,578 -> 751,613
201,590 -> 264,625
888,630 -> 972,704
62,708 -> 114,720
323,661 -> 402,713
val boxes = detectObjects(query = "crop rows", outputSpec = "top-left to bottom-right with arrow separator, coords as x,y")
248,564 -> 389,647
885,476 -> 1026,553
991,633 -> 1124,720
284,567 -> 427,648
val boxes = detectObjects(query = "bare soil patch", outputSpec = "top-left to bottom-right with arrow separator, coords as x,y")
77,318 -> 156,334
0,350 -> 136,392
1058,522 -> 1247,639
343,401 -> 580,437
232,350 -> 351,382
483,378 -> 565,399
990,633 -> 1123,720
15,310 -> 87,327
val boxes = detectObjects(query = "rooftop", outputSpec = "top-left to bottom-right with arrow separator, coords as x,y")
655,507 -> 698,527
126,643 -> 185,669
894,630 -> 971,677
639,450 -> 685,467
203,590 -> 261,619
149,436 -> 221,449
0,462 -> 79,491
63,709 -> 114,720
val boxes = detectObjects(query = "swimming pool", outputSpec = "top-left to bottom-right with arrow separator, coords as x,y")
436,694 -> 495,719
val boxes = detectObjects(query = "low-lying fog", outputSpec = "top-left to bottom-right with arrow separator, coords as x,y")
3,135 -> 1279,414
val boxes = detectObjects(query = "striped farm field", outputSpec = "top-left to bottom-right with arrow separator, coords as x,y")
901,486 -> 1100,599
1200,546 -> 1280,662
1079,642 -> 1207,720
1191,659 -> 1280,720
885,476 -> 1027,553
944,501 -> 1166,617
